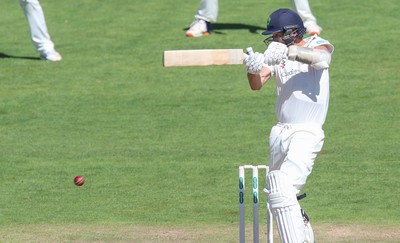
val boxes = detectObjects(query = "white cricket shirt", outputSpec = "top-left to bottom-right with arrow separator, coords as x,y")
270,36 -> 334,126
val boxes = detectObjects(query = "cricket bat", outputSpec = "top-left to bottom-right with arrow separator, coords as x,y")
163,49 -> 245,67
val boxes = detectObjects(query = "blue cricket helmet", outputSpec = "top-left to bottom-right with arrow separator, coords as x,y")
262,8 -> 306,36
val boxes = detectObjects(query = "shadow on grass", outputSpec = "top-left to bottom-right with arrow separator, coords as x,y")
184,22 -> 265,35
0,52 -> 40,61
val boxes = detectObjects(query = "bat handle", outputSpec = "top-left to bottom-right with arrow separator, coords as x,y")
246,47 -> 254,55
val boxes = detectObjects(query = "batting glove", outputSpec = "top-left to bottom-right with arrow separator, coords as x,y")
264,42 -> 288,66
243,51 -> 265,74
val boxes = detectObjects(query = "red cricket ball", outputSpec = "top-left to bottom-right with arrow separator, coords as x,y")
74,176 -> 85,186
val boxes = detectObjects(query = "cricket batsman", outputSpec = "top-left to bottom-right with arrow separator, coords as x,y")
243,8 -> 334,243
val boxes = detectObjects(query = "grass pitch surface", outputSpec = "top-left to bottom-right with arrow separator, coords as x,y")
0,0 -> 399,241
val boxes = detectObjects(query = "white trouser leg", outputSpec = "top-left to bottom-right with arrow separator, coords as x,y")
291,0 -> 317,28
269,124 -> 324,194
195,0 -> 218,23
268,124 -> 323,242
19,0 -> 54,53
267,170 -> 305,243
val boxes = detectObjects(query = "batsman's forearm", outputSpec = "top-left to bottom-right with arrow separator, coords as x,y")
247,66 -> 271,90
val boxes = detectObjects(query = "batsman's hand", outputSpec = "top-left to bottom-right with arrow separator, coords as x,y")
264,42 -> 288,66
243,48 -> 264,74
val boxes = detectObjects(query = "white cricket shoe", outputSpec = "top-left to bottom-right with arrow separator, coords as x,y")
186,19 -> 210,37
40,50 -> 62,62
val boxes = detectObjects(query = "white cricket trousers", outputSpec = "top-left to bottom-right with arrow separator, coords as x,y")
194,0 -> 318,26
195,0 -> 218,23
19,0 -> 55,53
291,0 -> 318,27
268,123 -> 324,195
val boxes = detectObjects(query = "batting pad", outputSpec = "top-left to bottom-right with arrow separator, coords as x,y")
267,170 -> 305,243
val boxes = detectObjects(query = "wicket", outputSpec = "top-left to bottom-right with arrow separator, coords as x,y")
239,165 -> 273,243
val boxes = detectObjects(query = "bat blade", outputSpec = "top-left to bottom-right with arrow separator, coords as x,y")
163,49 -> 244,67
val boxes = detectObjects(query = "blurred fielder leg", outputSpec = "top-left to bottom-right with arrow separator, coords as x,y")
291,0 -> 322,35
19,0 -> 62,61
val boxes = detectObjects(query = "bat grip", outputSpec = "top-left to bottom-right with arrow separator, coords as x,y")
246,47 -> 254,55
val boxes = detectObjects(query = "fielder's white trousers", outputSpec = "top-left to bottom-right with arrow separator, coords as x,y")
195,0 -> 218,23
291,0 -> 318,28
269,123 -> 324,195
19,0 -> 55,53
194,0 -> 318,25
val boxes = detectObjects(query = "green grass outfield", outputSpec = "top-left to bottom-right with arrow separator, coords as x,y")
1,0 -> 399,242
